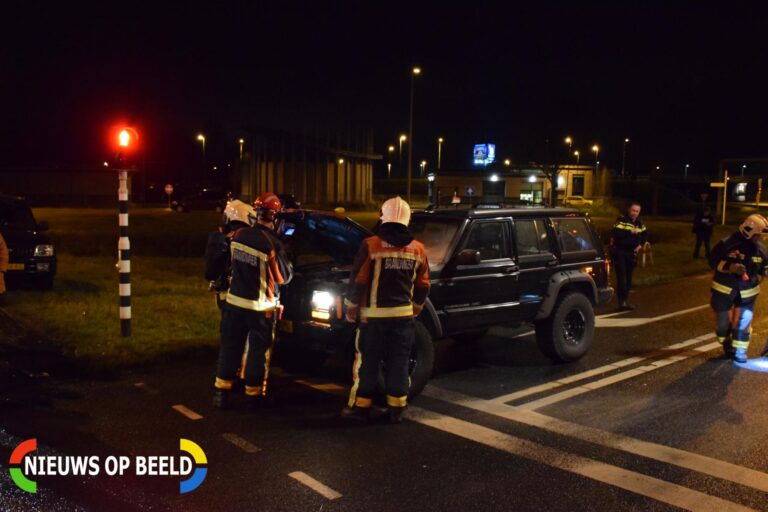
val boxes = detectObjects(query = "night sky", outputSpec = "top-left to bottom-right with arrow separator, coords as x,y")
2,2 -> 768,182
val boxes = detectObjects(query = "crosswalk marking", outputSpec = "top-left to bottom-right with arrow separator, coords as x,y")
171,404 -> 203,420
288,471 -> 342,500
222,433 -> 260,453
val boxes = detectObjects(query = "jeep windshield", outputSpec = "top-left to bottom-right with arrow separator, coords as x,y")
279,212 -> 372,269
0,203 -> 37,231
409,216 -> 463,266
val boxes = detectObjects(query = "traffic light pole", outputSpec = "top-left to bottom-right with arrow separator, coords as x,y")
118,170 -> 131,337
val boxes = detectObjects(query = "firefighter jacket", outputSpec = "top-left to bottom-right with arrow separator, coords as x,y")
612,215 -> 647,252
708,232 -> 768,300
225,224 -> 293,312
346,222 -> 430,321
204,223 -> 248,286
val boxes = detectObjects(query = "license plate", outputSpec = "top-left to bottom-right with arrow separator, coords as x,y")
7,263 -> 24,270
278,319 -> 293,334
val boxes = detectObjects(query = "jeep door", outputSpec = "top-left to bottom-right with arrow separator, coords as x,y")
438,219 -> 521,332
512,217 -> 558,319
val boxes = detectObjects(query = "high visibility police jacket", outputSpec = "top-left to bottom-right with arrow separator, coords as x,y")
708,232 -> 768,300
346,223 -> 430,321
611,215 -> 647,252
226,224 -> 293,312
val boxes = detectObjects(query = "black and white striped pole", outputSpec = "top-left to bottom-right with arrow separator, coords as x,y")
118,168 -> 131,336
113,127 -> 138,337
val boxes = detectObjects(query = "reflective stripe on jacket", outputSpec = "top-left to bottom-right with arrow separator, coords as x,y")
709,233 -> 768,300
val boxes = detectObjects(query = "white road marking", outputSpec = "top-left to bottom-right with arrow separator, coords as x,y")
288,471 -> 343,500
222,433 -> 260,453
407,407 -> 756,512
171,404 -> 203,420
518,341 -> 720,410
491,333 -> 714,404
596,304 -> 709,328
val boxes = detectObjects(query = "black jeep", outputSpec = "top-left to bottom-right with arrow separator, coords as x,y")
0,195 -> 56,289
275,205 -> 612,398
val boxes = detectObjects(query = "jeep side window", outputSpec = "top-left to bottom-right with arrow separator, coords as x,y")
514,218 -> 551,256
552,218 -> 594,252
462,221 -> 510,261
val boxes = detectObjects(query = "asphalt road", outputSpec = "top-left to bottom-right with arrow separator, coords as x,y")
3,273 -> 768,511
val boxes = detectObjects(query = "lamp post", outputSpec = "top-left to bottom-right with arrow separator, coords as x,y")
592,145 -> 599,173
238,138 -> 244,159
685,163 -> 690,177
387,145 -> 395,179
565,136 -> 572,161
573,150 -> 580,164
196,134 -> 206,161
399,134 -> 406,176
437,137 -> 444,170
503,159 -> 511,166
621,138 -> 629,176
407,66 -> 421,203
742,164 -> 747,177
420,160 -> 427,176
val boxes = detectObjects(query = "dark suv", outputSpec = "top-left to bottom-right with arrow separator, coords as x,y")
275,205 -> 612,398
0,196 -> 56,289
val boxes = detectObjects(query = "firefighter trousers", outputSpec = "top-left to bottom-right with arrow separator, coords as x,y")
711,291 -> 756,351
348,318 -> 415,409
215,304 -> 275,396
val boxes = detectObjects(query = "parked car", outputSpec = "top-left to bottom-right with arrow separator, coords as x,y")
172,187 -> 230,213
563,195 -> 594,207
274,204 -> 613,399
0,195 -> 56,289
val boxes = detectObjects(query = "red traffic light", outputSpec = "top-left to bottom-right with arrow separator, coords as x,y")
112,126 -> 139,150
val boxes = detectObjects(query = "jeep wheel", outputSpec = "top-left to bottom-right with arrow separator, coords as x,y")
535,292 -> 594,362
377,321 -> 435,401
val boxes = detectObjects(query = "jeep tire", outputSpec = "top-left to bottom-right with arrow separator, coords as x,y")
535,292 -> 594,362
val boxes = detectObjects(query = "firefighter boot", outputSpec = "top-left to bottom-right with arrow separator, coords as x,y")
388,406 -> 406,424
341,406 -> 370,422
734,348 -> 748,364
212,389 -> 231,409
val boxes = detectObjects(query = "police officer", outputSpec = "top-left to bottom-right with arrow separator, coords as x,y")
342,196 -> 430,424
213,192 -> 293,409
611,202 -> 647,310
709,214 -> 768,363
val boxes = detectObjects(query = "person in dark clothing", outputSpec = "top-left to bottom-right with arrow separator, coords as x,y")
212,193 -> 293,409
692,205 -> 715,259
342,197 -> 430,424
708,214 -> 768,363
611,202 -> 647,311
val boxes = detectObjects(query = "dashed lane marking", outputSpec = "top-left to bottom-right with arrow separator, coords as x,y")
171,404 -> 203,421
595,304 -> 709,328
422,385 -> 768,495
288,471 -> 342,500
407,406 -> 756,512
517,340 -> 720,410
491,333 -> 714,404
222,433 -> 260,453
133,382 -> 159,394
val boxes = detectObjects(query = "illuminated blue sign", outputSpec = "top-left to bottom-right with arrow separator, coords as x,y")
473,144 -> 496,166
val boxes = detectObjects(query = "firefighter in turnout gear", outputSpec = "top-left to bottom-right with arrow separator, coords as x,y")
709,214 -> 768,363
611,202 -> 647,310
342,196 -> 430,424
213,193 -> 293,409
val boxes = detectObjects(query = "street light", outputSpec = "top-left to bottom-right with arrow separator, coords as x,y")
622,138 -> 630,176
592,145 -> 599,173
565,136 -> 572,161
196,134 -> 206,160
420,160 -> 427,176
407,66 -> 421,203
399,134 -> 407,175
742,164 -> 747,176
238,138 -> 244,159
573,150 -> 580,164
437,137 -> 444,170
338,158 -> 345,165
504,159 -> 511,166
685,163 -> 690,177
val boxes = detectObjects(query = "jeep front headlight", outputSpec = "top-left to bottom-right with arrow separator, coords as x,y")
34,244 -> 54,257
311,290 -> 335,320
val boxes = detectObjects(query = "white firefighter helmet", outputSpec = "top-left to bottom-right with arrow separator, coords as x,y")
381,196 -> 411,226
224,199 -> 257,226
739,214 -> 768,238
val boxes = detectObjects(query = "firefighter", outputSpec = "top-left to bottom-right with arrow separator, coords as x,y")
611,202 -> 647,310
213,192 -> 293,409
709,214 -> 768,363
342,196 -> 430,424
205,199 -> 256,299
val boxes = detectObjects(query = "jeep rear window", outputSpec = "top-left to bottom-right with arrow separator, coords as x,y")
410,217 -> 462,265
552,218 -> 595,252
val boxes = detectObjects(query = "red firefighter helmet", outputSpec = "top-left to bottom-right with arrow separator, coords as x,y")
254,192 -> 282,222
